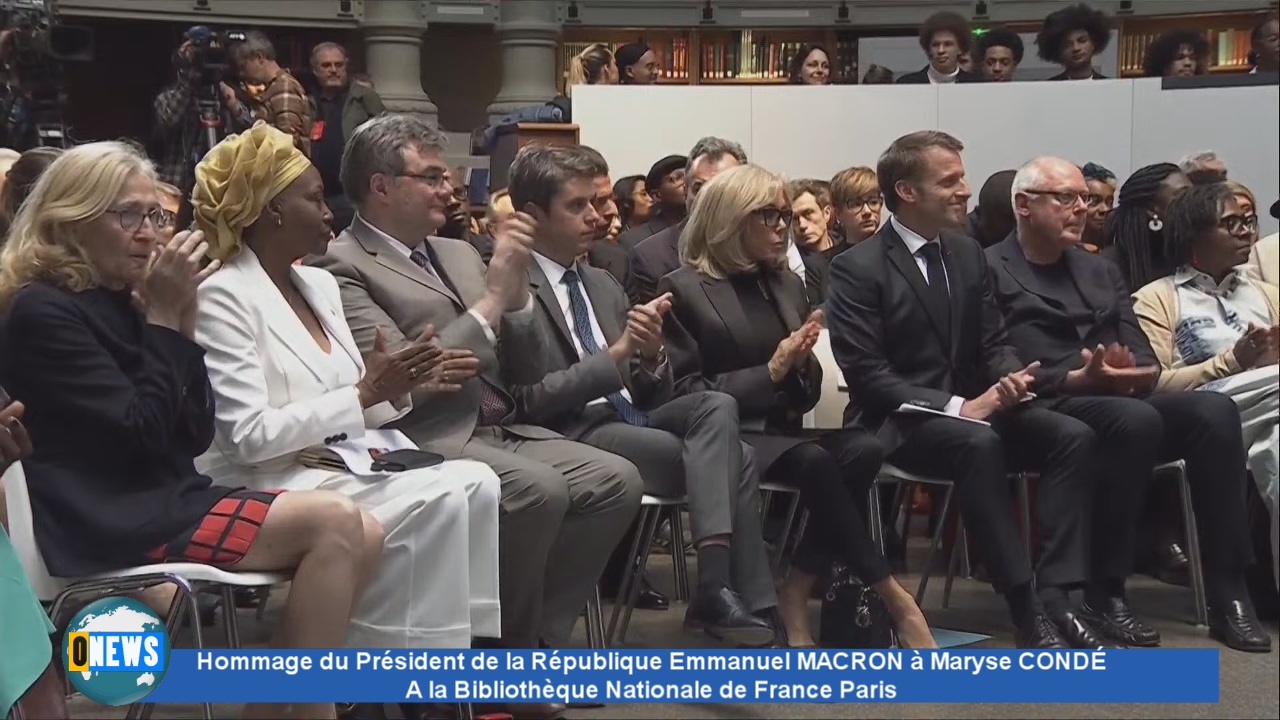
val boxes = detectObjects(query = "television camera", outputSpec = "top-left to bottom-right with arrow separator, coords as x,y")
0,0 -> 94,148
176,25 -> 246,150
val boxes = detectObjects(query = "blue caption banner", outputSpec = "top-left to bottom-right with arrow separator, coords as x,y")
142,649 -> 1219,704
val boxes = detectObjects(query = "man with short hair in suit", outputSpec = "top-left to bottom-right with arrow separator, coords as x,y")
312,116 -> 643,672
614,154 -> 687,253
506,143 -> 776,645
987,156 -> 1271,653
825,131 -> 1097,649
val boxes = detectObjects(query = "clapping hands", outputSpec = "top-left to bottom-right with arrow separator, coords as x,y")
610,293 -> 673,363
1066,342 -> 1160,396
134,230 -> 223,337
485,212 -> 537,312
1233,323 -> 1280,370
767,310 -> 824,383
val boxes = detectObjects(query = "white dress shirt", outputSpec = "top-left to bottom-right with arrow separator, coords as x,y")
927,65 -> 961,84
533,251 -> 635,407
890,215 -> 965,415
786,239 -> 806,282
361,214 -> 533,345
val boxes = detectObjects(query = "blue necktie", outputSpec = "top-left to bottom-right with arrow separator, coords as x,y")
562,269 -> 647,426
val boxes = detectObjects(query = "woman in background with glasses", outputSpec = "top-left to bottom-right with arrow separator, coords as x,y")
829,166 -> 883,247
659,163 -> 936,650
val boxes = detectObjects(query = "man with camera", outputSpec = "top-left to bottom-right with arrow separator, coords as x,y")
152,30 -> 256,198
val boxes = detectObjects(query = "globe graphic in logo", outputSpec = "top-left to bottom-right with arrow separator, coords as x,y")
62,597 -> 170,706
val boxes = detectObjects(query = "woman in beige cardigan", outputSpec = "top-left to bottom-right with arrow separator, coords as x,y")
1132,182 -> 1278,589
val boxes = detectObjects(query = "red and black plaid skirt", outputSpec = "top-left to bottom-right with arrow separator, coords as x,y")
146,489 -> 283,566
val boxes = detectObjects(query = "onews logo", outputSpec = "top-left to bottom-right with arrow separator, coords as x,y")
62,597 -> 171,706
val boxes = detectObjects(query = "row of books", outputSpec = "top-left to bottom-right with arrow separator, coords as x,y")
558,38 -> 693,84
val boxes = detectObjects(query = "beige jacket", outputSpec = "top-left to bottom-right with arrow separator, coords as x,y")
1132,274 -> 1279,392
1245,232 -> 1279,286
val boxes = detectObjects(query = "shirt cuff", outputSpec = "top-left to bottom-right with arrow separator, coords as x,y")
943,395 -> 965,416
467,308 -> 498,345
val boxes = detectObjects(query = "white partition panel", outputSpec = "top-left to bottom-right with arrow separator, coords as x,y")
573,85 -> 755,179
1130,78 -> 1280,236
936,79 -> 1135,200
750,84 -> 939,180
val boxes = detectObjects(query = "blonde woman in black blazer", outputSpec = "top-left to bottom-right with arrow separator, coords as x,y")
659,164 -> 935,649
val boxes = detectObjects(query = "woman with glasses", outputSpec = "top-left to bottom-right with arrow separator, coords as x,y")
1132,182 -> 1279,597
659,164 -> 936,650
1225,180 -> 1261,245
0,142 -> 384,718
829,166 -> 883,246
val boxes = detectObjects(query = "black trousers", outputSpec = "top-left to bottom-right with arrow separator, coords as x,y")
1043,391 -> 1253,597
884,409 -> 1095,594
766,430 -> 893,585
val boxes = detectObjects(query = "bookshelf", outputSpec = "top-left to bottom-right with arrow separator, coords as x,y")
1116,11 -> 1269,77
557,28 -> 859,89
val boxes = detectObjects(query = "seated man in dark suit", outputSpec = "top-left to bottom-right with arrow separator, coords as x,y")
614,154 -> 687,253
629,137 -> 747,305
826,131 -> 1095,649
585,175 -> 631,289
505,143 -> 777,646
987,156 -> 1271,653
895,11 -> 982,84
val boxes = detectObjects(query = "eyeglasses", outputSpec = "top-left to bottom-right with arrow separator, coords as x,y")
754,207 -> 793,227
105,207 -> 172,233
397,172 -> 449,189
843,196 -> 883,212
1219,213 -> 1258,235
1024,190 -> 1090,206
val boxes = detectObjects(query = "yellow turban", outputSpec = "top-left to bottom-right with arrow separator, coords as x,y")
192,122 -> 311,262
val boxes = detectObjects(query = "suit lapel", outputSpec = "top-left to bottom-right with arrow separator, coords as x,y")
580,267 -> 624,346
350,217 -> 462,309
941,236 -> 964,360
765,272 -> 803,332
293,266 -> 364,374
1063,248 -> 1106,316
237,251 -> 329,385
700,274 -> 753,350
884,225 -> 952,346
528,261 -> 575,354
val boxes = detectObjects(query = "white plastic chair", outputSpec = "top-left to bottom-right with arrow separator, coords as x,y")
3,462 -> 289,720
806,329 -> 847,430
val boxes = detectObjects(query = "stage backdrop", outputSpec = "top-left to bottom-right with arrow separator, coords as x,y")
573,78 -> 1280,236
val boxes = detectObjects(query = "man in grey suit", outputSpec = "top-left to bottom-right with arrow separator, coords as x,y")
310,116 -> 643,662
504,143 -> 777,646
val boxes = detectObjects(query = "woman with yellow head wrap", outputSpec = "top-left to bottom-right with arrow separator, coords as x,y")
189,123 -> 505,696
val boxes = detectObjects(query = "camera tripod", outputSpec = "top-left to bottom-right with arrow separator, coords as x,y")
195,89 -> 224,153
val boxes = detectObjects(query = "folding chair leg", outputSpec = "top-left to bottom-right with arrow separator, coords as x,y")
771,492 -> 803,575
915,484 -> 955,606
668,508 -> 690,602
584,585 -> 606,649
221,586 -> 243,649
868,482 -> 887,554
614,507 -> 665,646
942,523 -> 965,609
1015,472 -> 1034,565
1175,470 -> 1209,627
606,505 -> 661,646
456,702 -> 475,720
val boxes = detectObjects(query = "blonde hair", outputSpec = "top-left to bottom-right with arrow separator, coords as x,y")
0,142 -> 155,308
829,166 -> 879,210
155,180 -> 183,203
1225,179 -> 1257,213
486,188 -> 514,228
566,43 -> 614,96
680,164 -> 788,279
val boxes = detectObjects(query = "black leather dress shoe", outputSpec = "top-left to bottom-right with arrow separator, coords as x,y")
600,576 -> 670,611
685,585 -> 775,647
1081,597 -> 1161,647
1154,542 -> 1191,587
1049,608 -> 1124,649
1016,614 -> 1071,649
1209,600 -> 1274,653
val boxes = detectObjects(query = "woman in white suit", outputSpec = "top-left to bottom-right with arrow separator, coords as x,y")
190,123 -> 502,650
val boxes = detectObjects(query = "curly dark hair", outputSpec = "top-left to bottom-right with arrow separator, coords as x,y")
1036,3 -> 1111,64
1143,30 -> 1210,77
1164,182 -> 1233,268
787,43 -> 832,84
919,11 -> 973,53
976,28 -> 1025,64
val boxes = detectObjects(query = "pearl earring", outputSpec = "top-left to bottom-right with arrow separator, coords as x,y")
1148,216 -> 1163,232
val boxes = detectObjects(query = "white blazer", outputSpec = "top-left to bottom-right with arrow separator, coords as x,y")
194,248 -> 409,489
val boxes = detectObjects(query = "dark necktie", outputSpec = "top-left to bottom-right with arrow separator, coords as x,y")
411,249 -> 512,425
562,269 -> 647,426
916,242 -> 952,341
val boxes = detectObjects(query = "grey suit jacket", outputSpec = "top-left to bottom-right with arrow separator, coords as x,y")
309,215 -> 559,457
508,260 -> 674,438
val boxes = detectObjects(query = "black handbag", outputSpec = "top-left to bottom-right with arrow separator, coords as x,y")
819,564 -> 897,648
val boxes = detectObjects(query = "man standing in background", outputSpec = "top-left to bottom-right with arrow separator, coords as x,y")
231,31 -> 312,155
310,41 -> 385,232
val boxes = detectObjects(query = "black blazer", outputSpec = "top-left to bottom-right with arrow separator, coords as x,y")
985,233 -> 1159,396
628,223 -> 682,305
825,222 -> 1024,431
587,240 -> 631,289
0,283 -> 234,576
659,266 -> 821,435
895,66 -> 982,84
616,215 -> 674,253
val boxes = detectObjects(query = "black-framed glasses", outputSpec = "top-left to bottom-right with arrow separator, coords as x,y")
1024,189 -> 1090,206
1219,213 -> 1258,235
754,207 -> 793,227
105,207 -> 172,233
843,195 -> 883,212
